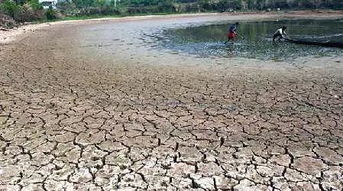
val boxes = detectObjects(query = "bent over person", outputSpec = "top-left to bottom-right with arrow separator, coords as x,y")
273,26 -> 288,41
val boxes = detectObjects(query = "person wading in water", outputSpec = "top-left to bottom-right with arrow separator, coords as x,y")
227,22 -> 239,42
273,26 -> 288,42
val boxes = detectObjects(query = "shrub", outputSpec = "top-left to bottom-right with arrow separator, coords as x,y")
13,3 -> 35,22
28,0 -> 43,11
0,0 -> 44,22
57,1 -> 78,16
76,6 -> 121,16
0,0 -> 20,18
158,1 -> 175,12
45,6 -> 58,20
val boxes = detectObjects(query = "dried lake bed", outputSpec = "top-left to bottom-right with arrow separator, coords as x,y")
0,11 -> 343,190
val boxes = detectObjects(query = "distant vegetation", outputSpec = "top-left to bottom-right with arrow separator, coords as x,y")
0,0 -> 342,28
59,0 -> 343,16
0,0 -> 59,28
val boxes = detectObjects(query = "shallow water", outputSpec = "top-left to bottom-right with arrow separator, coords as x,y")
159,19 -> 343,61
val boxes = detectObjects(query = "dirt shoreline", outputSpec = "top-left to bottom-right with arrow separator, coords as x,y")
0,10 -> 343,190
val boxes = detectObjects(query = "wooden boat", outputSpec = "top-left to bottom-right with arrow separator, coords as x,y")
285,38 -> 343,48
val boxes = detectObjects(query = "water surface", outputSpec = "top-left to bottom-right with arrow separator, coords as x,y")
159,19 -> 343,61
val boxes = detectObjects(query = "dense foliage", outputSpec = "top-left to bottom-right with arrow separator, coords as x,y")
0,0 -> 59,24
0,0 -> 342,26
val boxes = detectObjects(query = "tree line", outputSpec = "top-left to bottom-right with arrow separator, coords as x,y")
65,0 -> 343,14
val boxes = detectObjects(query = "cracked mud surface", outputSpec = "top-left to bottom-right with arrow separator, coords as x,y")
1,13 -> 343,190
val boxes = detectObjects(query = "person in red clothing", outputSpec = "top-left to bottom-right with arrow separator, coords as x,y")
227,22 -> 239,42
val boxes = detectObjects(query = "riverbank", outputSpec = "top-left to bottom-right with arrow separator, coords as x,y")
0,11 -> 343,190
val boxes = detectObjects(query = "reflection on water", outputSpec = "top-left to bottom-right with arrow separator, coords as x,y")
159,19 -> 343,60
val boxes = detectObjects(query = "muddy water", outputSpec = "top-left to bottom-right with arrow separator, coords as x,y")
159,19 -> 343,61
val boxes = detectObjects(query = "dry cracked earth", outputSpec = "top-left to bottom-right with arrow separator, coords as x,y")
0,14 -> 343,191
